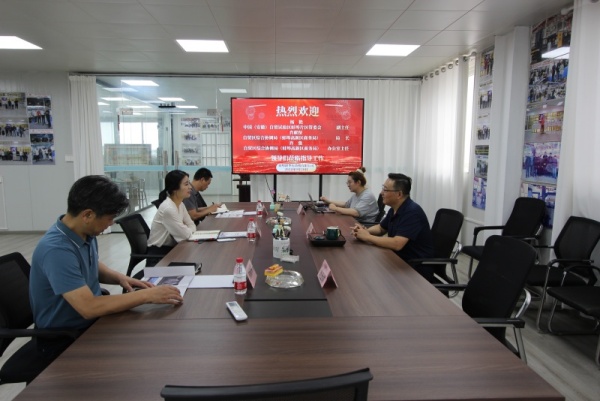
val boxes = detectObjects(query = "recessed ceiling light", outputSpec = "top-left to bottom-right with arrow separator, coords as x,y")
101,97 -> 129,101
219,88 -> 247,94
366,44 -> 419,56
542,47 -> 570,59
103,87 -> 137,92
0,36 -> 42,50
121,80 -> 159,87
176,105 -> 198,109
97,102 -> 109,106
176,39 -> 228,53
158,97 -> 185,102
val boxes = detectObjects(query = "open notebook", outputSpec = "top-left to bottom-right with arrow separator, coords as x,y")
210,204 -> 229,214
188,230 -> 220,241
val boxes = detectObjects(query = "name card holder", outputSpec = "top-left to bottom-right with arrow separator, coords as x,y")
246,260 -> 257,289
297,203 -> 305,215
317,259 -> 338,288
306,222 -> 315,238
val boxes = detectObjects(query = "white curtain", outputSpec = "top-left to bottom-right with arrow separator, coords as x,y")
415,60 -> 468,222
69,75 -> 103,179
248,78 -> 420,204
552,0 -> 600,242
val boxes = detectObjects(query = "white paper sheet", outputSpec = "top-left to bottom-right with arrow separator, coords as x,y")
189,275 -> 234,288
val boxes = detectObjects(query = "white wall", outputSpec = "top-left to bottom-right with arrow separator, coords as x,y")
0,72 -> 74,231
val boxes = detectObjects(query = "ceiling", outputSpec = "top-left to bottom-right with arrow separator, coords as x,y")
0,0 -> 572,112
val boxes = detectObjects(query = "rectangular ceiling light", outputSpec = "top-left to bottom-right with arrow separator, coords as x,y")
0,36 -> 42,49
366,44 -> 419,56
176,105 -> 198,109
219,88 -> 247,93
122,80 -> 159,87
542,47 -> 570,59
158,97 -> 185,102
176,39 -> 228,53
103,87 -> 137,92
101,97 -> 129,101
97,102 -> 109,106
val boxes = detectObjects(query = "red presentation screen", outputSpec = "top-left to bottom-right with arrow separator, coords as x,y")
231,98 -> 364,174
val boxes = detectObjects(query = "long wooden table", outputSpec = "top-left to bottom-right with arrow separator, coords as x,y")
16,202 -> 563,400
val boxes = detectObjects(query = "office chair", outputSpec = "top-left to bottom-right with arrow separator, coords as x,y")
409,208 -> 464,293
461,197 -> 545,278
161,368 -> 373,401
544,264 -> 600,366
526,216 -> 600,331
363,194 -> 385,227
435,236 -> 537,362
116,213 -> 168,278
0,252 -> 79,385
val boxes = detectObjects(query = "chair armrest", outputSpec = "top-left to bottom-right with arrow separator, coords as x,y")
548,258 -> 594,268
0,327 -> 80,340
433,284 -> 468,291
473,317 -> 525,329
472,225 -> 505,245
409,258 -> 458,266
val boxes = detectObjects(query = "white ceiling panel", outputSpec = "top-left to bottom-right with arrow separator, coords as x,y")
276,28 -> 330,43
74,3 -> 157,24
408,0 -> 484,11
426,30 -> 491,46
391,11 -> 468,30
143,5 -> 217,26
211,6 -> 275,27
379,30 -> 441,45
327,29 -> 387,45
331,9 -> 406,29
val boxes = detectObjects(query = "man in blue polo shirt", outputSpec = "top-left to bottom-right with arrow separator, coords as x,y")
352,173 -> 435,282
30,175 -> 183,358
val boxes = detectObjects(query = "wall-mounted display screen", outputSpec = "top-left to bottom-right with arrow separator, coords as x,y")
231,98 -> 364,174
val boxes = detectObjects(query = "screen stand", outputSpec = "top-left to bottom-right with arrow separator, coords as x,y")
273,174 -> 277,203
318,175 -> 323,198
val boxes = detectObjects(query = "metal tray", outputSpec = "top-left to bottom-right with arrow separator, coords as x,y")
265,270 -> 304,288
308,233 -> 346,247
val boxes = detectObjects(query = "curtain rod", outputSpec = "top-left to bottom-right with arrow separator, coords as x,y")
70,72 -> 421,82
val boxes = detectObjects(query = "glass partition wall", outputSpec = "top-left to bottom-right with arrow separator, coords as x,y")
97,76 -> 250,212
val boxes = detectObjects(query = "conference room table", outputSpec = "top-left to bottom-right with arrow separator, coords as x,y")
16,202 -> 563,401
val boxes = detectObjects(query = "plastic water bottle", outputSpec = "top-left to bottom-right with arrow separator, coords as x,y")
256,200 -> 264,217
233,257 -> 247,295
247,218 -> 256,242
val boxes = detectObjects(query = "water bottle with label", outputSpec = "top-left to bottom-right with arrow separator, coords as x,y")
247,218 -> 256,242
256,200 -> 264,217
233,257 -> 247,295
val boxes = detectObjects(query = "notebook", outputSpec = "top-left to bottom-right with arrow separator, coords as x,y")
307,193 -> 333,213
188,230 -> 220,241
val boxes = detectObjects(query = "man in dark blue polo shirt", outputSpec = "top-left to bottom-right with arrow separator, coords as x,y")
352,173 -> 435,282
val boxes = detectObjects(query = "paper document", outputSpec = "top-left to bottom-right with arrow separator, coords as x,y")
215,210 -> 245,218
218,231 -> 248,239
142,265 -> 196,296
189,275 -> 234,288
211,204 -> 229,214
188,230 -> 220,241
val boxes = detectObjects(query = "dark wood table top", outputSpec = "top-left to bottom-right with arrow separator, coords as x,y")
18,316 -> 562,401
16,202 -> 563,400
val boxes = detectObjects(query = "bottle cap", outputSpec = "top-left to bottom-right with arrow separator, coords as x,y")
258,200 -> 261,202
249,217 -> 254,221
236,257 -> 243,263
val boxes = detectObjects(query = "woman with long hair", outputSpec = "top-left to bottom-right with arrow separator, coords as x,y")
320,167 -> 379,224
147,170 -> 196,264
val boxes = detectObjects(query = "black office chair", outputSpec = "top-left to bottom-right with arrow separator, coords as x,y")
435,236 -> 537,362
161,368 -> 373,401
363,194 -> 385,227
409,208 -> 464,292
461,197 -> 545,278
0,252 -> 79,385
527,216 -> 600,331
544,264 -> 600,366
116,213 -> 168,278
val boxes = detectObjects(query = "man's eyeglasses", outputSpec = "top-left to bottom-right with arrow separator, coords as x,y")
381,185 -> 400,193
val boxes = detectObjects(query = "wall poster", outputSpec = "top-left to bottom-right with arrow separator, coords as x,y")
522,10 -> 572,227
0,92 -> 54,165
472,47 -> 494,209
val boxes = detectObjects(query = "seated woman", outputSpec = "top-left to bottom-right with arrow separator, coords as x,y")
320,167 -> 379,225
147,170 -> 196,265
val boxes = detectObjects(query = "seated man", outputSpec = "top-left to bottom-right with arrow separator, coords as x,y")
30,175 -> 183,359
352,173 -> 435,282
183,167 -> 222,225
